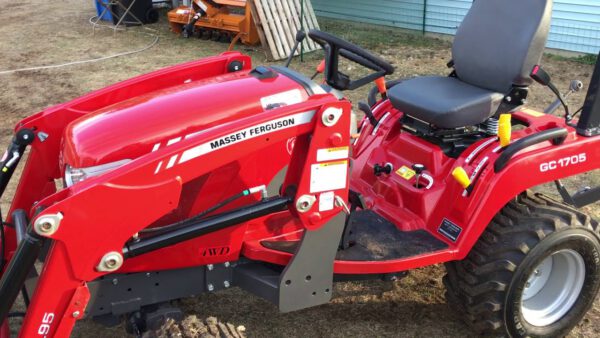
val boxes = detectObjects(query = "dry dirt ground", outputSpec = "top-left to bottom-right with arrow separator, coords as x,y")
1,0 -> 599,337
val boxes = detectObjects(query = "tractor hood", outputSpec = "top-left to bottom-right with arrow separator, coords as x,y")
62,69 -> 310,169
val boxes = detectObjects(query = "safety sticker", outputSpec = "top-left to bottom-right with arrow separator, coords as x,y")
317,146 -> 349,162
310,160 -> 348,193
319,191 -> 335,212
521,108 -> 545,117
438,218 -> 462,242
396,166 -> 416,180
260,89 -> 303,109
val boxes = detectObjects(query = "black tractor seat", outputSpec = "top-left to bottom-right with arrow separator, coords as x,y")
389,77 -> 504,128
389,0 -> 553,130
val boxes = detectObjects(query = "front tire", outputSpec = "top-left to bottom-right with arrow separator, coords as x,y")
444,191 -> 600,337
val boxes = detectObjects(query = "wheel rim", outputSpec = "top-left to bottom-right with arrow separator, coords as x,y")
521,249 -> 586,327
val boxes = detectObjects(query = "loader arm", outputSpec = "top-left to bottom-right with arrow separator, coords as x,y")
0,94 -> 352,337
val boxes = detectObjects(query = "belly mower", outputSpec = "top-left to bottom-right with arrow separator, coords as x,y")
1,0 -> 600,336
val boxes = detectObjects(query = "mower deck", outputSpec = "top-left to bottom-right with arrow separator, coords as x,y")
262,210 -> 448,261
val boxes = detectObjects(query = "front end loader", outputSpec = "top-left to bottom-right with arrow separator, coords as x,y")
1,0 -> 600,337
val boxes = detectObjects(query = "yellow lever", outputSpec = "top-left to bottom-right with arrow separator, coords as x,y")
452,167 -> 471,190
498,114 -> 512,147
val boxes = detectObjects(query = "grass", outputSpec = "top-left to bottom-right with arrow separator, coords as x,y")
319,18 -> 447,50
546,52 -> 598,65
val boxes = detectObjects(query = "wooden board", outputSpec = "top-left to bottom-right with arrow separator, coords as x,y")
250,0 -> 321,60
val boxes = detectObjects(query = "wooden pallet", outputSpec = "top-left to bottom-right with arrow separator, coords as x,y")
250,0 -> 321,60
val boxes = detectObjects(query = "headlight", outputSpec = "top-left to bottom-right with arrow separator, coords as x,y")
64,159 -> 131,187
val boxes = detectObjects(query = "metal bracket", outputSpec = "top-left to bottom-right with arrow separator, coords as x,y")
277,212 -> 346,312
205,262 -> 233,293
555,180 -> 600,208
321,107 -> 343,127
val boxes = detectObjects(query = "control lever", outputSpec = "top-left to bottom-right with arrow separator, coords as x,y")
412,164 -> 425,188
284,31 -> 307,68
374,163 -> 393,176
359,102 -> 378,128
531,66 -> 571,121
545,80 -> 584,115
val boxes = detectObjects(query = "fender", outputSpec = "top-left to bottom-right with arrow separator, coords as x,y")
450,126 -> 600,260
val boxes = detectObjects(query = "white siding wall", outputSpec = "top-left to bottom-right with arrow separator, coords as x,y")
311,0 -> 600,54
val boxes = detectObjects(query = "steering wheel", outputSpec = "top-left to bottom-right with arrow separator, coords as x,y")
308,30 -> 394,91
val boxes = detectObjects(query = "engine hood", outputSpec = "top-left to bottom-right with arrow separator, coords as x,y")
62,69 -> 310,168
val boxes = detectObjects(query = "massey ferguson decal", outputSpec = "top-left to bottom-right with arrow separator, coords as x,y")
154,111 -> 315,174
210,118 -> 296,150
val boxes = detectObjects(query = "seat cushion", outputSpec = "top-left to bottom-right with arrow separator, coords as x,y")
388,76 -> 505,129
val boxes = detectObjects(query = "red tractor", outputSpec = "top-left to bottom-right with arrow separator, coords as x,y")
1,0 -> 599,336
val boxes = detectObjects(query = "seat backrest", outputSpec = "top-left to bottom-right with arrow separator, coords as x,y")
452,0 -> 553,94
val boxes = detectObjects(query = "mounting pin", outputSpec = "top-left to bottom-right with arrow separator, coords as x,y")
296,195 -> 316,213
97,252 -> 124,272
33,212 -> 63,236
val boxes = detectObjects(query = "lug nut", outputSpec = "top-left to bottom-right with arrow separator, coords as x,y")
72,311 -> 80,318
207,284 -> 215,292
224,280 -> 230,288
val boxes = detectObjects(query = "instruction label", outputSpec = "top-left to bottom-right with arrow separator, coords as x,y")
438,218 -> 462,242
317,146 -> 349,162
319,191 -> 335,212
396,166 -> 416,180
310,160 -> 348,193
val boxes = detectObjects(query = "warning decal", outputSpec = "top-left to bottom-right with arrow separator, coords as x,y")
310,160 -> 348,193
316,146 -> 349,162
396,166 -> 416,180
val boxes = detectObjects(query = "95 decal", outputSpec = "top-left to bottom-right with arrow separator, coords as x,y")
540,153 -> 587,172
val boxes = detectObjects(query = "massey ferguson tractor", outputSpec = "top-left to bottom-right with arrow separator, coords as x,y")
1,0 -> 599,336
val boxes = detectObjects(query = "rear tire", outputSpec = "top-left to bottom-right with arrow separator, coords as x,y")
444,191 -> 600,337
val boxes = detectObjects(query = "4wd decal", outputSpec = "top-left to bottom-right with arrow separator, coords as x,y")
202,246 -> 231,257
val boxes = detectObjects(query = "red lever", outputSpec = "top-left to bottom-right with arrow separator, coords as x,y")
316,59 -> 326,74
375,77 -> 387,98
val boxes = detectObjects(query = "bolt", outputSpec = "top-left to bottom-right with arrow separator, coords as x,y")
72,311 -> 80,318
105,258 -> 118,269
146,273 -> 151,277
534,270 -> 540,276
224,262 -> 230,268
112,279 -> 118,285
224,280 -> 230,288
525,282 -> 531,288
33,213 -> 63,236
97,252 -> 123,272
40,222 -> 53,232
207,284 -> 215,292
207,264 -> 214,271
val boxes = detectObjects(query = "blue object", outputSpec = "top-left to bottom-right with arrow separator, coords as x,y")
95,0 -> 114,22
